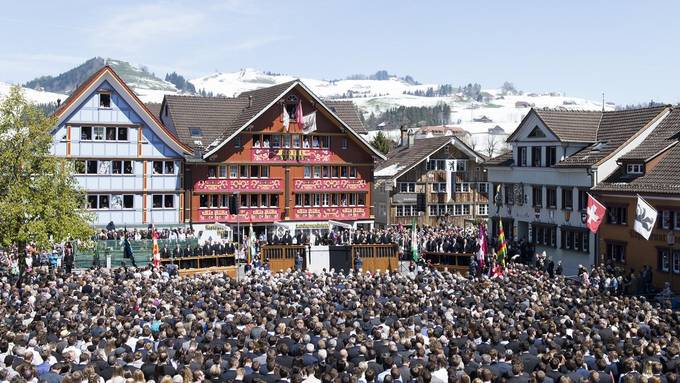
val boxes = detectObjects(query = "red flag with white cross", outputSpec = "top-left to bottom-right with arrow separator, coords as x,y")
586,193 -> 606,233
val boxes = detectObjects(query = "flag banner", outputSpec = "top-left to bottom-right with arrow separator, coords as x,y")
586,194 -> 606,233
295,100 -> 304,130
282,104 -> 290,132
477,223 -> 487,269
302,111 -> 317,134
152,230 -> 160,267
634,195 -> 657,240
411,217 -> 418,262
497,220 -> 507,268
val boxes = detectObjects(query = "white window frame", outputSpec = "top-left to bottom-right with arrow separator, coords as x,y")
432,183 -> 447,193
627,163 -> 644,174
673,250 -> 680,274
398,182 -> 416,193
478,204 -> 488,216
455,182 -> 470,193
478,182 -> 489,194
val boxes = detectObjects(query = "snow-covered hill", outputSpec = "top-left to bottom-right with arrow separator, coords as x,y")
0,81 -> 66,104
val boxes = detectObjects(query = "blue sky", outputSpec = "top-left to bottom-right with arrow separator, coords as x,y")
0,0 -> 676,104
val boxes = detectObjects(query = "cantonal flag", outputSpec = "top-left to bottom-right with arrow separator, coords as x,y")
586,193 -> 606,234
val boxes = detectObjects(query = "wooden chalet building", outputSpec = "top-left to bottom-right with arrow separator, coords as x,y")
594,108 -> 680,291
158,80 -> 385,239
373,128 -> 488,228
50,66 -> 192,227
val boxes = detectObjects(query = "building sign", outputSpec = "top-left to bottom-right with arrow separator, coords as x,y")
197,208 -> 280,223
292,207 -> 369,220
293,179 -> 368,192
252,148 -> 331,163
194,179 -> 282,192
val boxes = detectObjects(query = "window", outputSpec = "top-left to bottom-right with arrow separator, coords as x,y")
454,205 -> 463,216
81,126 -> 92,140
332,166 -> 339,178
239,165 -> 248,178
478,204 -> 488,216
504,184 -> 513,205
578,189 -> 588,211
532,147 -> 542,167
478,183 -> 489,194
272,135 -> 281,148
313,166 -> 321,178
234,135 -> 241,148
230,165 -> 238,178
429,205 -> 438,216
250,194 -> 259,207
190,128 -> 202,137
320,136 -> 330,148
606,206 -> 628,225
106,127 -> 116,141
123,195 -> 134,209
673,250 -> 680,274
322,166 -> 329,178
398,182 -> 416,193
98,195 -> 109,209
518,147 -> 528,167
455,183 -> 470,193
87,195 -> 97,209
117,127 -> 128,141
304,166 -> 312,178
341,138 -> 348,149
292,134 -> 301,148
219,166 -> 228,178
99,93 -> 111,108
427,159 -> 447,171
340,166 -> 348,178
271,194 -> 279,207
546,187 -> 557,208
456,160 -> 467,172
93,127 -> 105,141
111,160 -> 133,175
240,194 -> 248,208
250,165 -> 260,178
532,225 -> 557,248
627,163 -> 644,174
349,167 -> 357,178
606,242 -> 626,263
153,195 -> 163,208
86,160 -> 98,174
532,186 -> 543,207
462,205 -> 471,215
153,161 -> 175,175
432,183 -> 447,193
200,194 -> 208,208
659,249 -> 671,272
562,188 -> 573,210
546,146 -> 557,167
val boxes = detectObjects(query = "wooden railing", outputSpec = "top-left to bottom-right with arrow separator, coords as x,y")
261,245 -> 307,272
421,252 -> 473,274
351,244 -> 399,272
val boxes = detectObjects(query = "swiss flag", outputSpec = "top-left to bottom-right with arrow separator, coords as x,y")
586,194 -> 606,233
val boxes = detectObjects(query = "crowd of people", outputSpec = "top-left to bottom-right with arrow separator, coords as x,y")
0,259 -> 677,383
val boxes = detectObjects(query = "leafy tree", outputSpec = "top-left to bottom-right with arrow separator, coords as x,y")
501,81 -> 517,95
0,86 -> 93,251
370,131 -> 392,155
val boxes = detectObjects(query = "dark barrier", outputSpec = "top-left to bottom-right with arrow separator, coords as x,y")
261,245 -> 307,272
422,252 -> 473,275
351,244 -> 399,273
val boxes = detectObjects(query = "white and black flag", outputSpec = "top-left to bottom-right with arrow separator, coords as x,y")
634,195 -> 657,240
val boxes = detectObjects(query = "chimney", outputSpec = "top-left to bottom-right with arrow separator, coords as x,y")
408,128 -> 416,148
400,125 -> 408,147
248,95 -> 253,108
56,98 -> 61,107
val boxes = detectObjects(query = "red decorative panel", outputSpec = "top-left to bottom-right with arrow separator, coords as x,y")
292,207 -> 369,220
196,208 -> 280,223
251,148 -> 331,163
293,178 -> 369,192
194,178 -> 282,193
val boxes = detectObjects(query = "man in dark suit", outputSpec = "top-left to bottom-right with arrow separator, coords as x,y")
160,244 -> 170,259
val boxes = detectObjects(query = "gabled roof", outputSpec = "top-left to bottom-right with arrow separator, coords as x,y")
53,66 -> 192,154
532,109 -> 602,142
620,108 -> 680,161
200,80 -> 385,160
556,106 -> 669,167
595,143 -> 680,195
161,95 -> 248,151
375,136 -> 483,180
323,100 -> 367,134
485,150 -> 514,167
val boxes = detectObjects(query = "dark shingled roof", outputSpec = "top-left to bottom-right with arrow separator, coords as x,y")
533,109 -> 602,142
323,100 -> 367,134
163,95 -> 248,151
164,80 -> 371,154
556,106 -> 668,167
145,102 -> 162,120
621,108 -> 680,161
485,150 -> 514,167
595,143 -> 680,195
375,136 -> 452,178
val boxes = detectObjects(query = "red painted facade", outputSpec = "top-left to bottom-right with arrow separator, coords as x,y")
185,88 -> 377,226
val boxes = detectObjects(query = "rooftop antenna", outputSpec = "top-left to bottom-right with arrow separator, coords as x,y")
602,92 -> 605,112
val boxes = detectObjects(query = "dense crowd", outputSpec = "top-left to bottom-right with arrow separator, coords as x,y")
0,261 -> 677,383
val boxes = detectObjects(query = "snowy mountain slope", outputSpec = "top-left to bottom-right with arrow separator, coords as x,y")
0,81 -> 66,104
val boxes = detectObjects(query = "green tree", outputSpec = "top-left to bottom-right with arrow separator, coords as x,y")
0,86 -> 93,251
370,131 -> 392,155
